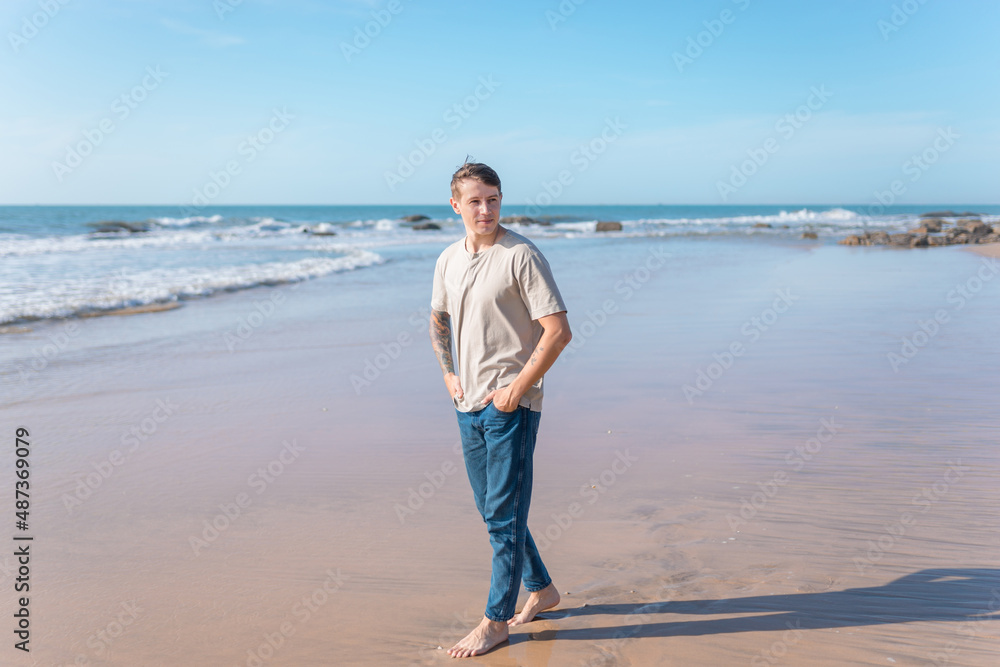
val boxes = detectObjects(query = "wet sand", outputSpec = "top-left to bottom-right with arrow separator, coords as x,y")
2,237 -> 998,665
78,302 -> 184,318
968,241 -> 1000,259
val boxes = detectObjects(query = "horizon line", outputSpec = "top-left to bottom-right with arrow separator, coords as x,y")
2,203 -> 999,208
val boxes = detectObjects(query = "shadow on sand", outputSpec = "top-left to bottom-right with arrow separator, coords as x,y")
529,568 -> 1000,640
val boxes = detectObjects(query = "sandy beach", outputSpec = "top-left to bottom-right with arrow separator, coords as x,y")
2,234 -> 998,665
4,0 -> 999,661
968,243 -> 1000,259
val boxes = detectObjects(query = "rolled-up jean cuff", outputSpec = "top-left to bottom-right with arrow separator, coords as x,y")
484,610 -> 512,623
524,578 -> 552,593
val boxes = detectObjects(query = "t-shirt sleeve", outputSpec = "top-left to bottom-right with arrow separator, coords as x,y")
430,254 -> 449,313
517,246 -> 567,320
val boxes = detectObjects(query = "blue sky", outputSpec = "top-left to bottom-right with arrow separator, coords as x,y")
1,0 -> 997,205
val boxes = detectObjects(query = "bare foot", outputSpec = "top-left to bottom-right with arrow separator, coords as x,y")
447,616 -> 509,658
507,583 -> 561,627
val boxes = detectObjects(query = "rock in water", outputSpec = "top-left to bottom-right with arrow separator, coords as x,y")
401,214 -> 430,223
89,220 -> 151,234
595,221 -> 622,232
961,220 -> 990,237
412,222 -> 441,231
838,221 -> 994,248
945,228 -> 971,244
913,218 -> 943,233
499,215 -> 547,226
838,231 -> 892,246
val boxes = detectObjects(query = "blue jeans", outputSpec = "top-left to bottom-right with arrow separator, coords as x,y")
456,403 -> 552,622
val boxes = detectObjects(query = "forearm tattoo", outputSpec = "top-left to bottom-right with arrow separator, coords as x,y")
430,310 -> 456,375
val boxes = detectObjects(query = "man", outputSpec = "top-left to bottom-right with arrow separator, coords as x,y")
430,162 -> 572,658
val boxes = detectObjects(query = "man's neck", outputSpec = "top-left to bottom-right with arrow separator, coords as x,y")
465,226 -> 505,254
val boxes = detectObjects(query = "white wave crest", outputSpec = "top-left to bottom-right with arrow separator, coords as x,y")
636,208 -> 860,226
152,214 -> 224,226
0,250 -> 383,324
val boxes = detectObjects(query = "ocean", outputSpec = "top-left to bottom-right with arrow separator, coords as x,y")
2,204 -> 999,325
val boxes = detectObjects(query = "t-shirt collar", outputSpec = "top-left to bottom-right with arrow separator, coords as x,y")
464,226 -> 506,258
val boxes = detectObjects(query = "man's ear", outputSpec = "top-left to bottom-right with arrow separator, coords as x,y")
449,197 -> 461,214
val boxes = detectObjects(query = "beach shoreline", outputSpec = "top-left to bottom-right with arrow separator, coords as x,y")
3,235 -> 998,665
967,241 -> 1000,258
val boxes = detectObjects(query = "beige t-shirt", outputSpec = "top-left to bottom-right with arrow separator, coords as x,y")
431,227 -> 567,413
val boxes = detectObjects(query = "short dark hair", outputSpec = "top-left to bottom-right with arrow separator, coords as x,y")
450,161 -> 501,199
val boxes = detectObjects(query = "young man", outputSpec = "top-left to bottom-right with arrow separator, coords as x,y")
430,162 -> 572,658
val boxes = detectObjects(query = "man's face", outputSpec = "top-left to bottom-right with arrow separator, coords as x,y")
450,179 -> 502,238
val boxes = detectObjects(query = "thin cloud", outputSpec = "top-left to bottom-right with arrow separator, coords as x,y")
159,18 -> 245,48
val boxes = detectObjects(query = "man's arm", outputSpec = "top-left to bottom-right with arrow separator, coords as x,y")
430,309 -> 464,400
484,311 -> 572,411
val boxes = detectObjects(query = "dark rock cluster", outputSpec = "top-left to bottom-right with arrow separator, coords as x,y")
498,216 -> 551,226
839,213 -> 1000,248
399,214 -> 440,230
